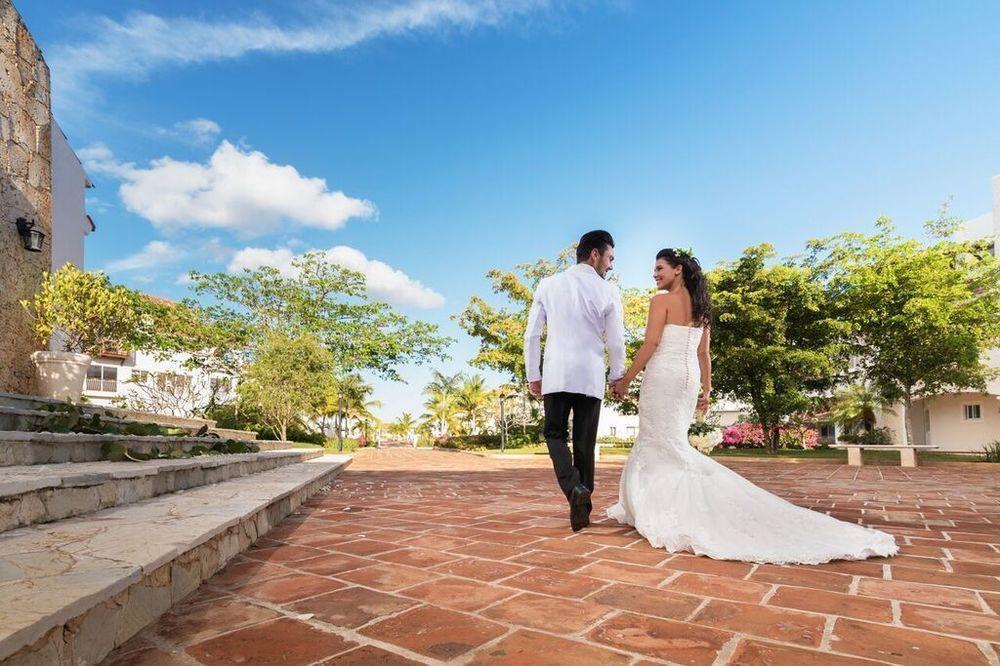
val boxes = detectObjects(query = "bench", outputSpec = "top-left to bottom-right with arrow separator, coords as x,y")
831,444 -> 939,468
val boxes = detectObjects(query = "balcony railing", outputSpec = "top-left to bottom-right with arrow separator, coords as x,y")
85,378 -> 118,393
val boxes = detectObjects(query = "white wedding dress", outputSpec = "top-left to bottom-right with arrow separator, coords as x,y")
607,324 -> 898,564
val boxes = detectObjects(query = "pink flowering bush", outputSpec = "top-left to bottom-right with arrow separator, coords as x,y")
721,422 -> 766,448
721,421 -> 819,449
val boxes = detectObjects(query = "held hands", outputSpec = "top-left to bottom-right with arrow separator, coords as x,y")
528,380 -> 542,399
611,376 -> 632,400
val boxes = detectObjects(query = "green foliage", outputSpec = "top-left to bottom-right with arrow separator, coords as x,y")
21,264 -> 154,355
687,420 -> 718,437
101,439 -> 259,462
710,244 -> 848,450
191,252 -> 451,381
982,441 -> 1000,463
238,333 -> 335,441
831,382 -> 895,433
807,215 -> 1000,444
33,402 -> 194,437
840,427 -> 894,445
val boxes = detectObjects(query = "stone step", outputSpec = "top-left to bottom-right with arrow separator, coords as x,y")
0,454 -> 352,664
0,448 -> 324,533
0,392 -> 259,441
0,430 -> 305,467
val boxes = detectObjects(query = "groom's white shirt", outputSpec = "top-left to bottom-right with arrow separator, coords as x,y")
524,263 -> 627,399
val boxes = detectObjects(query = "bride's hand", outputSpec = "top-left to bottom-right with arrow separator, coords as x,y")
612,378 -> 631,399
696,389 -> 710,414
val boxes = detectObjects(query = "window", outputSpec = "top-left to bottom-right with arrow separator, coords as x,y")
626,426 -> 638,438
85,365 -> 118,393
609,426 -> 617,437
963,404 -> 982,421
132,370 -> 149,384
155,372 -> 191,392
819,424 -> 835,438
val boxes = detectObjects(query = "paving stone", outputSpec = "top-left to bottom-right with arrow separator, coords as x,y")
329,538 -> 402,556
664,571 -> 772,602
751,563 -> 853,592
322,644 -> 424,664
889,564 -> 1000,592
899,603 -> 1000,641
234,573 -> 346,604
589,582 -> 702,620
829,617 -> 989,665
114,450 -> 1000,664
469,629 -> 630,665
589,611 -> 731,665
360,605 -> 506,660
577,559 -> 669,586
482,592 -> 614,633
186,617 -> 356,664
729,639 -> 885,665
150,600 -> 281,646
856,577 -> 983,610
693,599 -> 826,647
400,576 -> 517,611
289,586 -> 417,628
767,585 -> 894,623
243,544 -> 328,563
430,556 -> 526,581
501,566 -> 607,598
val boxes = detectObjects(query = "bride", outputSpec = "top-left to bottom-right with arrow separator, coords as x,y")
607,248 -> 897,564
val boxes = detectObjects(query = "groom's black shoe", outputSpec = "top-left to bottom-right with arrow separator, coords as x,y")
569,484 -> 592,532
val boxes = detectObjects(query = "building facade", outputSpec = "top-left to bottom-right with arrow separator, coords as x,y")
0,0 -> 52,394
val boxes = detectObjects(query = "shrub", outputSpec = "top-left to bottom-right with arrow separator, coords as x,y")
982,440 -> 1000,463
721,422 -> 766,448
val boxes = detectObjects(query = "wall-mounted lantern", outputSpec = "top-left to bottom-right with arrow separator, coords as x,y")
15,217 -> 45,252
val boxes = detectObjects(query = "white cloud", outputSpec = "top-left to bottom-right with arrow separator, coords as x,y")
105,240 -> 183,272
157,118 -> 223,145
81,141 -> 375,236
49,1 -> 558,110
228,246 -> 445,309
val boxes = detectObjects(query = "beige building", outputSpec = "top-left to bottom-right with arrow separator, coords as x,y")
0,0 -> 52,394
906,175 -> 1000,452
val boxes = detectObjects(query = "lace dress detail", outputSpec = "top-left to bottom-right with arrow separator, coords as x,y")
606,325 -> 898,564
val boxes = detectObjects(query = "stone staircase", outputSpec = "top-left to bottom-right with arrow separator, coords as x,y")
0,393 -> 351,664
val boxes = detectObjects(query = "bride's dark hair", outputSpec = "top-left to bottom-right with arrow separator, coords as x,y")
656,248 -> 712,326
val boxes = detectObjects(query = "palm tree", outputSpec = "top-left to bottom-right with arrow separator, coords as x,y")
455,375 -> 490,434
421,392 -> 460,438
424,370 -> 465,398
831,382 -> 895,433
387,412 -> 416,439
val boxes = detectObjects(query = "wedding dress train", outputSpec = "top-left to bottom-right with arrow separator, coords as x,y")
607,324 -> 898,564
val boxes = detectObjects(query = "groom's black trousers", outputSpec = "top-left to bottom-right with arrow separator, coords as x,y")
543,392 -> 601,500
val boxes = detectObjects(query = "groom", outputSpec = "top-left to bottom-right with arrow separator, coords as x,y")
525,230 -> 626,531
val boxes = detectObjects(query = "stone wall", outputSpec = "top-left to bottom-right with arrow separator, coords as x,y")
0,0 -> 52,394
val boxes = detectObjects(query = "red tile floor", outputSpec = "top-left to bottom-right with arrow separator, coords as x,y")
109,449 -> 1000,665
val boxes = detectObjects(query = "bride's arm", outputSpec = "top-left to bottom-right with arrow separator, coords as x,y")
696,326 -> 712,413
615,294 -> 668,392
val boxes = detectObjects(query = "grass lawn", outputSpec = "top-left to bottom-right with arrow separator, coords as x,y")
472,443 -> 989,463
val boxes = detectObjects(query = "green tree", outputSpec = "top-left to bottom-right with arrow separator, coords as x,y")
455,374 -> 491,434
22,264 -> 155,355
421,392 -> 461,438
808,216 -> 1000,444
386,412 -> 416,439
710,244 -> 848,451
830,382 -> 895,434
192,252 -> 451,380
238,333 -> 335,441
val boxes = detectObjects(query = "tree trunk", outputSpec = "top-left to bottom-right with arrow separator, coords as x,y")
769,425 -> 781,452
903,389 -> 914,446
279,422 -> 287,442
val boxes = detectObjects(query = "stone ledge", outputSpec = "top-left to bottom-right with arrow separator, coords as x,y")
0,448 -> 324,533
0,454 -> 351,663
0,430 -> 304,466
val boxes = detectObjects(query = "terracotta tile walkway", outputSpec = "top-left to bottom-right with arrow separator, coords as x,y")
109,449 -> 1000,665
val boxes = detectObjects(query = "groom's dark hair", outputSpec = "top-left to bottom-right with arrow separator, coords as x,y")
577,230 -> 615,263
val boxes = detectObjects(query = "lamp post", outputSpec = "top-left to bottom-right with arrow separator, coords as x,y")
337,393 -> 346,453
15,217 -> 45,252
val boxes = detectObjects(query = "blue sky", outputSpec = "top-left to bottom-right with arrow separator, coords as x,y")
21,0 -> 1000,419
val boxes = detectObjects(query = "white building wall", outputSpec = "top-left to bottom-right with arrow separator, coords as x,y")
50,120 -> 92,271
84,350 -> 234,417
